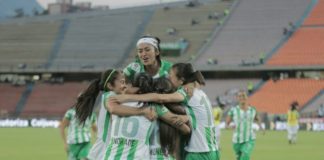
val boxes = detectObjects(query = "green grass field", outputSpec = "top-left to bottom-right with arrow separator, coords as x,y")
1,128 -> 323,160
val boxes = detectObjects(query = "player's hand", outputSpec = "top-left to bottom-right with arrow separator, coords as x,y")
169,115 -> 185,127
179,115 -> 189,124
173,115 -> 189,127
142,107 -> 156,121
184,83 -> 194,98
108,97 -> 119,105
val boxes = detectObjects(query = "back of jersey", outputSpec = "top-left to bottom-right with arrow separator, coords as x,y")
97,91 -> 115,144
104,102 -> 154,160
185,89 -> 218,152
65,108 -> 96,144
287,110 -> 299,126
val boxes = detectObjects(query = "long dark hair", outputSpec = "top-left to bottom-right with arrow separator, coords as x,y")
291,101 -> 298,111
153,77 -> 185,156
75,69 -> 121,124
172,63 -> 205,85
154,77 -> 186,114
133,72 -> 154,94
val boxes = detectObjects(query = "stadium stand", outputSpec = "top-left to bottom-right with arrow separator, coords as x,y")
303,0 -> 324,26
0,0 -> 323,124
267,0 -> 324,66
0,21 -> 61,70
20,82 -> 88,118
248,79 -> 324,114
0,83 -> 25,117
203,79 -> 261,105
0,5 -> 158,71
14,83 -> 34,117
134,0 -> 231,63
51,10 -> 151,70
267,27 -> 324,65
195,0 -> 311,65
301,90 -> 324,116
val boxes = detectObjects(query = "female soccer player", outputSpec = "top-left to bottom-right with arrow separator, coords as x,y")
113,63 -> 220,160
59,88 -> 97,160
287,102 -> 299,144
213,104 -> 224,148
74,69 -> 154,160
225,90 -> 264,160
123,36 -> 172,81
150,77 -> 190,160
104,73 -> 190,160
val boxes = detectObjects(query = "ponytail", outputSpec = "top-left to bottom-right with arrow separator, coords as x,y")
75,69 -> 120,125
172,63 -> 205,85
192,71 -> 205,85
133,73 -> 153,94
75,79 -> 100,124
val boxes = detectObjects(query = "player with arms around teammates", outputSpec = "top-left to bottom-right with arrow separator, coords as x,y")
73,69 -> 155,160
113,63 -> 220,160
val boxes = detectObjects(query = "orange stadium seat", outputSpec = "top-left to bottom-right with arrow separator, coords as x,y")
267,27 -> 324,65
248,79 -> 324,114
0,84 -> 25,116
21,82 -> 88,118
303,0 -> 324,26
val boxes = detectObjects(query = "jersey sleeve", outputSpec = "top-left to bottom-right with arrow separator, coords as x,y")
227,107 -> 234,118
159,60 -> 173,77
123,62 -> 141,81
91,112 -> 97,124
154,104 -> 169,117
102,91 -> 115,109
64,109 -> 73,121
250,106 -> 257,116
176,87 -> 189,104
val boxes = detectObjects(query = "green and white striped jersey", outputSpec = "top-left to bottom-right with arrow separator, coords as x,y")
96,91 -> 115,144
149,121 -> 175,160
88,92 -> 114,160
177,88 -> 218,152
64,108 -> 96,144
228,105 -> 257,143
123,60 -> 172,80
104,102 -> 155,160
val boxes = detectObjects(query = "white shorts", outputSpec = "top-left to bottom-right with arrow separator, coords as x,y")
215,125 -> 221,138
87,138 -> 107,160
287,125 -> 299,134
